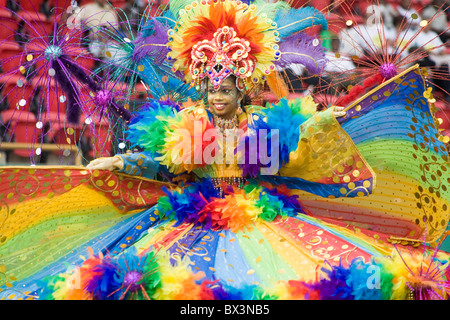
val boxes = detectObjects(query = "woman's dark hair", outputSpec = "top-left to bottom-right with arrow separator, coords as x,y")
241,94 -> 252,111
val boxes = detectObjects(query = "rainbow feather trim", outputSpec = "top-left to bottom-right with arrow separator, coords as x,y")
126,99 -> 219,174
274,6 -> 328,39
39,242 -> 450,300
154,179 -> 302,232
126,99 -> 181,156
237,96 -> 317,177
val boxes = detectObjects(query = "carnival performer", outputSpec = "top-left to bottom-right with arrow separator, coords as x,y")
0,0 -> 449,300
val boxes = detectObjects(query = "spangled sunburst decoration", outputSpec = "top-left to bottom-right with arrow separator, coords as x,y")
321,0 -> 450,109
390,229 -> 450,300
0,2 -> 105,163
0,1 -> 147,162
1,8 -> 103,124
94,3 -> 201,104
89,247 -> 161,300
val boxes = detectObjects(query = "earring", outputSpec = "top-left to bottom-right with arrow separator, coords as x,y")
236,77 -> 245,91
236,100 -> 243,115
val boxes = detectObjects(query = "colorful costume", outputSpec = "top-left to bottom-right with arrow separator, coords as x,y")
0,0 -> 449,300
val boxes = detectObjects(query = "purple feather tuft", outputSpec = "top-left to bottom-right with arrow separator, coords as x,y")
133,19 -> 170,64
379,62 -> 397,80
95,90 -> 113,106
86,260 -> 122,300
275,32 -> 328,75
305,261 -> 354,300
51,55 -> 101,124
51,59 -> 81,124
60,55 -> 100,92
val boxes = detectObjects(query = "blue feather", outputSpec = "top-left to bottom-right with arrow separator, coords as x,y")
263,98 -> 310,164
275,6 -> 328,39
88,261 -> 122,300
309,261 -> 354,300
125,99 -> 180,154
346,258 -> 385,300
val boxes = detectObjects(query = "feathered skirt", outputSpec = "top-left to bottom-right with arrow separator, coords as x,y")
0,166 -> 448,301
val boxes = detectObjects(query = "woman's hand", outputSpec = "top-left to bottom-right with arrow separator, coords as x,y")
86,157 -> 124,171
333,106 -> 346,118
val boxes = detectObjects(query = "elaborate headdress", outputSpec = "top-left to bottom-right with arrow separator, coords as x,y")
166,0 -> 329,93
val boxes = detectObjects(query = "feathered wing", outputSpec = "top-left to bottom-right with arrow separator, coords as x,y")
288,66 -> 450,244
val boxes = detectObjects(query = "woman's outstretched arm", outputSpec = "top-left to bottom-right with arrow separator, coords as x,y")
86,151 -> 160,179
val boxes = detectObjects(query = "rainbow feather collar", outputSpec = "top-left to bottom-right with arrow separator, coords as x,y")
125,96 -> 317,178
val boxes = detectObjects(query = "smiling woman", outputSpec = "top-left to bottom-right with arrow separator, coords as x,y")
206,76 -> 244,120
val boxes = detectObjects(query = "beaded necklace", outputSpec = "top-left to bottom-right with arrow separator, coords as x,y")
213,114 -> 239,135
211,108 -> 246,195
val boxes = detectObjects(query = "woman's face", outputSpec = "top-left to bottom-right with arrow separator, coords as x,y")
207,77 -> 243,120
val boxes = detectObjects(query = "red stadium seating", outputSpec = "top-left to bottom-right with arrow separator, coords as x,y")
75,54 -> 96,72
23,17 -> 54,38
17,9 -> 47,23
109,0 -> 126,8
19,0 -> 47,13
86,122 -> 112,158
327,13 -> 347,34
1,110 -> 40,157
46,0 -> 72,19
0,44 -> 25,76
56,25 -> 83,47
1,81 -> 38,115
40,83 -> 67,137
436,108 -> 450,131
0,15 -> 18,41
51,125 -> 82,146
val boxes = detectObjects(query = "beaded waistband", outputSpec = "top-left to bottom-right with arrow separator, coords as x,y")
211,177 -> 246,197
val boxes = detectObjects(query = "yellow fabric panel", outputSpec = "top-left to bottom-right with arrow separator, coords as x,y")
279,107 -> 375,186
256,222 -> 319,282
293,171 -> 450,243
1,184 -> 118,242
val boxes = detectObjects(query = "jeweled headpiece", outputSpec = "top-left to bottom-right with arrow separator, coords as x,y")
167,0 -> 279,90
190,26 -> 257,90
167,0 -> 329,93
